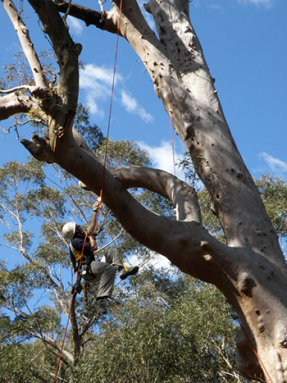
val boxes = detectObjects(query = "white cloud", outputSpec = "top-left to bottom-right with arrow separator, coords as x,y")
260,152 -> 287,173
79,64 -> 123,117
80,64 -> 123,88
80,65 -> 152,122
5,41 -> 19,52
207,4 -> 222,10
121,90 -> 153,123
137,0 -> 156,31
237,0 -> 274,8
129,252 -> 174,272
138,140 -> 185,180
67,16 -> 84,36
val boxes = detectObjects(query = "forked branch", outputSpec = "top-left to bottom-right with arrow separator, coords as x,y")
106,166 -> 201,222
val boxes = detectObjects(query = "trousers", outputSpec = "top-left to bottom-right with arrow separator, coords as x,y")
83,249 -> 123,298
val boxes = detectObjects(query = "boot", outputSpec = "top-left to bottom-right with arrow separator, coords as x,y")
95,299 -> 107,314
118,266 -> 139,280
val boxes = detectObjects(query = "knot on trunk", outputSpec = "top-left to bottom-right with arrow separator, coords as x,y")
277,323 -> 287,348
238,272 -> 255,296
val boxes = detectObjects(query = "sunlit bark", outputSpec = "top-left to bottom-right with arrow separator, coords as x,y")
2,0 -> 287,381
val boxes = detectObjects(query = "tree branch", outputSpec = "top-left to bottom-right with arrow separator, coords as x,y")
69,296 -> 81,358
26,328 -> 74,363
21,135 -> 57,163
80,166 -> 201,223
28,0 -> 82,150
111,166 -> 201,222
22,131 -> 235,284
80,313 -> 98,338
0,85 -> 34,94
0,92 -> 44,121
108,0 -> 283,259
54,0 -> 107,30
2,0 -> 48,90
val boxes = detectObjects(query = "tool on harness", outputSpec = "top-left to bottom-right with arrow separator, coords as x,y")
80,263 -> 95,278
71,279 -> 83,295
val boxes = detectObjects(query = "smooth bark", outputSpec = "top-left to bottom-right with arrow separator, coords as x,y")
2,0 -> 287,381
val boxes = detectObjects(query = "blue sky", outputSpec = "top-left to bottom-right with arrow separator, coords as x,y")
0,0 -> 286,316
0,0 -> 286,180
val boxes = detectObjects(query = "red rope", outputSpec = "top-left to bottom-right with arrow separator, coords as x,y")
100,0 -> 123,203
240,324 -> 274,383
53,2 -> 123,380
53,233 -> 88,383
170,120 -> 176,177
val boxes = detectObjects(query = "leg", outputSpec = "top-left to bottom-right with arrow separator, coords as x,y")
101,248 -> 139,281
101,248 -> 122,268
90,261 -> 117,298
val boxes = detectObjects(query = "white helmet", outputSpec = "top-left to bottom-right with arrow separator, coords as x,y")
62,222 -> 76,240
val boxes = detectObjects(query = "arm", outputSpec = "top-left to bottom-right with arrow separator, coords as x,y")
87,201 -> 100,251
88,234 -> 98,252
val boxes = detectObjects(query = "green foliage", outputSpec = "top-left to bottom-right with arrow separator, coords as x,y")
0,134 -> 189,382
96,138 -> 152,167
3,51 -> 57,90
255,175 -> 287,238
75,103 -> 104,151
177,151 -> 200,187
2,108 -> 280,382
0,340 -> 60,382
77,270 -> 241,383
198,188 -> 226,243
186,175 -> 287,245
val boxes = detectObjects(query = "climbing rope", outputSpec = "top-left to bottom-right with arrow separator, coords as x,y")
53,233 -> 88,383
99,0 -> 123,208
53,1 -> 123,380
240,324 -> 274,383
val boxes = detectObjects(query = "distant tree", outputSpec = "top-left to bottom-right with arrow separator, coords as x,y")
1,0 -> 287,381
0,134 -> 176,381
78,269 -> 244,383
196,174 -> 287,251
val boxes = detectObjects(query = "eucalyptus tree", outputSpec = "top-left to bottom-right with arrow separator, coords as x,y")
1,0 -> 286,381
77,269 -> 244,383
0,134 -> 173,381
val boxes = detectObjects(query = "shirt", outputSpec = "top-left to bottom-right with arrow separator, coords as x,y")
69,237 -> 95,271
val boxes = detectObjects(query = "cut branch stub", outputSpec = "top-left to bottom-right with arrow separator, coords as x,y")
21,135 -> 56,163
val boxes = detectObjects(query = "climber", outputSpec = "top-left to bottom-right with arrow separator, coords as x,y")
62,201 -> 139,314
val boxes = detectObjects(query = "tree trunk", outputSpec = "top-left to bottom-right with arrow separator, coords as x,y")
2,0 -> 287,381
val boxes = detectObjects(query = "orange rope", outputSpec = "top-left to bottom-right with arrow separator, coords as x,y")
240,324 -> 274,383
53,233 -> 88,383
99,0 -> 123,205
53,2 -> 123,380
